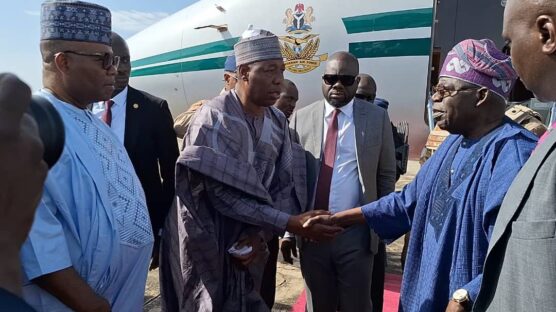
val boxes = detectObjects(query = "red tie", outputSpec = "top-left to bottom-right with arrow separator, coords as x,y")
314,109 -> 340,210
102,100 -> 114,126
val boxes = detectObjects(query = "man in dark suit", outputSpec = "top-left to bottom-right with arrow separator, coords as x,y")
92,32 -> 179,269
288,52 -> 397,312
474,0 -> 556,310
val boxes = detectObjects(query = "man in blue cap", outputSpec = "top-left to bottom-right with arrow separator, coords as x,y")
20,1 -> 153,311
173,55 -> 238,139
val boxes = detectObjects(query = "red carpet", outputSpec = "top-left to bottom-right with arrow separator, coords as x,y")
291,273 -> 402,312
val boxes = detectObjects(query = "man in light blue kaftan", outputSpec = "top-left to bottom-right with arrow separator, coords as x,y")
19,2 -> 153,311
303,39 -> 538,312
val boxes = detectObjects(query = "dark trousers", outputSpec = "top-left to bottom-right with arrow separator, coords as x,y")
371,242 -> 386,312
261,235 -> 280,309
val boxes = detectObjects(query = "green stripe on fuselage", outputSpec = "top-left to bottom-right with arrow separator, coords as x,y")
131,37 -> 239,68
342,8 -> 433,34
350,38 -> 431,59
131,56 -> 226,77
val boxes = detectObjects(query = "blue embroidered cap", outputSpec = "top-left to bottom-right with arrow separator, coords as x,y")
41,0 -> 112,46
224,55 -> 236,72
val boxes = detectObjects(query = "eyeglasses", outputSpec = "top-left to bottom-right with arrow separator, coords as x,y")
60,51 -> 120,70
322,74 -> 356,86
355,94 -> 375,102
433,85 -> 478,99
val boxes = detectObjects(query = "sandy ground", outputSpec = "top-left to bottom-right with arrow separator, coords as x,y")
143,161 -> 420,311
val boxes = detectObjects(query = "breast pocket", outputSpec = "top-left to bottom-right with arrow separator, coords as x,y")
512,220 -> 556,239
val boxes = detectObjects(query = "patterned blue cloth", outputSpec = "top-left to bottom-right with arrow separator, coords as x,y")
20,90 -> 153,311
361,119 -> 537,312
41,0 -> 111,45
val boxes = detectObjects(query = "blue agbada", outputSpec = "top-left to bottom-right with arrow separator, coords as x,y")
361,119 -> 537,312
20,90 -> 154,311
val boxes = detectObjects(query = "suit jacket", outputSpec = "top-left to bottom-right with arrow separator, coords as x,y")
124,86 -> 179,235
474,130 -> 556,311
290,98 -> 397,252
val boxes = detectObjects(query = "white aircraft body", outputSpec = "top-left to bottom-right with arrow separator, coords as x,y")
128,0 -> 435,157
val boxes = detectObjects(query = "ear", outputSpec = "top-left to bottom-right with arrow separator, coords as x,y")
53,52 -> 71,74
354,75 -> 361,86
537,15 -> 556,55
238,64 -> 250,81
475,87 -> 489,107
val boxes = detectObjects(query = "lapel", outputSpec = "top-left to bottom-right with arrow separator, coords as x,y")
310,100 -> 325,160
124,86 -> 141,151
488,131 -> 556,253
353,99 -> 369,169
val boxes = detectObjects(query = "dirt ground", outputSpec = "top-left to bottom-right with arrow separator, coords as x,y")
143,161 -> 420,312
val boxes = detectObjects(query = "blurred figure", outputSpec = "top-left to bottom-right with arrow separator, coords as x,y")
475,0 -> 556,310
92,32 -> 179,270
20,2 -> 153,311
0,73 -> 47,311
273,79 -> 299,118
355,73 -> 376,103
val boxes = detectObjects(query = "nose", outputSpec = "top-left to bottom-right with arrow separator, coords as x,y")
107,64 -> 117,76
431,91 -> 443,103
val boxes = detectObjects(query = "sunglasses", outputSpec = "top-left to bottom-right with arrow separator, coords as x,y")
322,74 -> 356,86
61,51 -> 120,70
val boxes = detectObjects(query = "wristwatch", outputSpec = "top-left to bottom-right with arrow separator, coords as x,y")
452,288 -> 470,303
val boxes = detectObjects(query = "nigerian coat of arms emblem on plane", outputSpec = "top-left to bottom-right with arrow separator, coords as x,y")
280,3 -> 328,74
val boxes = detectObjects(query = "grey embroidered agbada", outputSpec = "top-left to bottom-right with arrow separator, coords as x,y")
160,91 -> 300,312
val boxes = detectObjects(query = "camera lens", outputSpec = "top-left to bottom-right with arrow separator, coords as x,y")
27,95 -> 65,168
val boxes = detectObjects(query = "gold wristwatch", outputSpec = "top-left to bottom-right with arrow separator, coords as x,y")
452,288 -> 470,303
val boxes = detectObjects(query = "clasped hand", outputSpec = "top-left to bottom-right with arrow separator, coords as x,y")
287,210 -> 343,242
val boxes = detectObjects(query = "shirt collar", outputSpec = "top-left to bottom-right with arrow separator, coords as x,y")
324,98 -> 354,119
111,86 -> 128,107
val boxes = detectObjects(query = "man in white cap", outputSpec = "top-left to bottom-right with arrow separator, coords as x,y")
20,1 -> 153,311
159,28 -> 341,311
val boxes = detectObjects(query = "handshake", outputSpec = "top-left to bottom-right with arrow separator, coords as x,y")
285,210 -> 344,242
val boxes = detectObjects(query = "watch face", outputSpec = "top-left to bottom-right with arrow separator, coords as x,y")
453,289 -> 469,301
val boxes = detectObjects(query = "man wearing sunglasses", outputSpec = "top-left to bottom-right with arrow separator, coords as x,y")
303,39 -> 538,312
19,2 -> 154,311
288,51 -> 396,312
92,32 -> 179,271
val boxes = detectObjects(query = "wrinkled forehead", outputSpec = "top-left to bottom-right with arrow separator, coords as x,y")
437,76 -> 467,89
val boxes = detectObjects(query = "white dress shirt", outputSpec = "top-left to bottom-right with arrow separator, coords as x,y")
92,86 -> 128,144
322,99 -> 362,213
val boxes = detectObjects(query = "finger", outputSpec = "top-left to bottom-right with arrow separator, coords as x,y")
302,216 -> 323,228
310,210 -> 332,216
0,73 -> 31,139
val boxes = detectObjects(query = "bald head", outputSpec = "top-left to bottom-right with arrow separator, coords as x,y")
322,51 -> 360,107
111,32 -> 131,96
356,74 -> 377,103
503,0 -> 556,101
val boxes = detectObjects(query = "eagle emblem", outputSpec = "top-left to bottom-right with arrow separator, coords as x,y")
279,3 -> 327,74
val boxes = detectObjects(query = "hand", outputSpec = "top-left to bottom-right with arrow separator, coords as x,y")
0,73 -> 48,250
445,300 -> 467,312
287,210 -> 343,242
280,237 -> 297,264
231,232 -> 265,268
302,214 -> 336,228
